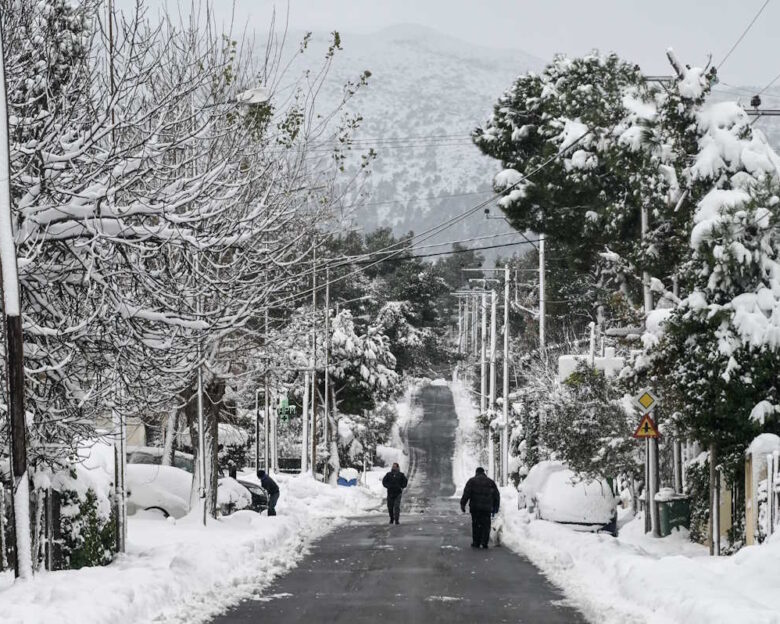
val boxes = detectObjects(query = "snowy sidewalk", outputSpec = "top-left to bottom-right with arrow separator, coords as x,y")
500,505 -> 780,623
0,473 -> 382,624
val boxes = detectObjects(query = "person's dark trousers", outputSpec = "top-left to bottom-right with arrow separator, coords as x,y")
471,512 -> 491,547
267,491 -> 280,516
387,492 -> 402,522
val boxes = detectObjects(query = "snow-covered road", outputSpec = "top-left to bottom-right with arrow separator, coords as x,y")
210,384 -> 586,623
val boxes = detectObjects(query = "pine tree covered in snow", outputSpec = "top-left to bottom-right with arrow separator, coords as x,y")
477,51 -> 780,547
541,363 -> 639,481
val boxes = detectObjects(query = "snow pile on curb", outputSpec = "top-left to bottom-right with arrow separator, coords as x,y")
500,500 -> 780,624
0,473 -> 381,624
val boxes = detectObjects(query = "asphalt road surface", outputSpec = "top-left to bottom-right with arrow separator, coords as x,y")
212,384 -> 586,623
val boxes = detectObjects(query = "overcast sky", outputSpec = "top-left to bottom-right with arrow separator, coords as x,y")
186,0 -> 777,87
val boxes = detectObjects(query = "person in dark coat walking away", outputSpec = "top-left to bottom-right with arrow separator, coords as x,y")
460,467 -> 500,548
257,469 -> 280,516
382,462 -> 408,524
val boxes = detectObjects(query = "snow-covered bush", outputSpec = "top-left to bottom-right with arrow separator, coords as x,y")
685,454 -> 710,545
58,487 -> 116,570
541,362 -> 640,482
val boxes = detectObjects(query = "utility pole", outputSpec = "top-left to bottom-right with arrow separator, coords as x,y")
502,264 -> 510,487
324,266 -> 331,483
301,361 -> 310,475
672,276 -> 684,495
464,295 -> 469,353
272,381 -> 278,473
195,253 -> 208,526
641,204 -> 661,537
254,387 -> 261,470
263,309 -> 270,474
112,395 -> 127,551
311,248 -> 318,478
488,289 -> 498,481
263,370 -> 270,473
480,291 -> 488,419
457,298 -> 463,355
539,233 -> 546,352
472,293 -> 479,357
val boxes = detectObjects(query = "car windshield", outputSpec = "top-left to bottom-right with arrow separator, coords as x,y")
127,449 -> 194,473
127,452 -> 160,465
172,455 -> 194,473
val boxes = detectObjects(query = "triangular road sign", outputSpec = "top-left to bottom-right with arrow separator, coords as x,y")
633,414 -> 660,439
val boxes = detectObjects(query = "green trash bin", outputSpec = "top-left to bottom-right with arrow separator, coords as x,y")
656,494 -> 691,537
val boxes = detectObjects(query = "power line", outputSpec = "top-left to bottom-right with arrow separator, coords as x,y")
410,230 -> 523,252
302,141 -> 475,153
340,190 -> 491,210
353,239 -> 539,264
759,69 -> 780,95
266,128 -> 594,309
309,133 -> 470,146
717,0 -> 771,70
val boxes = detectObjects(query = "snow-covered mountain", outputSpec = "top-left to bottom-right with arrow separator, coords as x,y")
280,25 -> 543,258
276,25 -> 780,259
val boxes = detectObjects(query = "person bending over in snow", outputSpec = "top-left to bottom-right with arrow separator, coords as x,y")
460,467 -> 500,548
257,469 -> 280,516
382,462 -> 408,524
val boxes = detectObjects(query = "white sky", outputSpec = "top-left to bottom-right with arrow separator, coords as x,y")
117,0 -> 779,90
188,0 -> 779,87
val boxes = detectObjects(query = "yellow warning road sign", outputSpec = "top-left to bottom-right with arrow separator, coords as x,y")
633,414 -> 660,439
634,388 -> 659,413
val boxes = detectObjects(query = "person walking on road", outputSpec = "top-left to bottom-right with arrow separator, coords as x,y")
257,469 -> 280,516
382,462 -> 408,524
460,467 -> 500,548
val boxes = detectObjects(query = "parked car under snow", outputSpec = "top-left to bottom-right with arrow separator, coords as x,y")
518,460 -> 618,536
126,446 -> 267,518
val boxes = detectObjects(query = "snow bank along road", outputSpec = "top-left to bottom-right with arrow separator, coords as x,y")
212,384 -> 585,623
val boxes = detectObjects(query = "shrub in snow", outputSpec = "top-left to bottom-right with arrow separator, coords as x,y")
684,455 -> 711,545
541,362 -> 640,483
682,450 -> 745,551
58,487 -> 116,569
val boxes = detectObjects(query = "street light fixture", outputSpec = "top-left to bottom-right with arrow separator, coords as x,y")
236,86 -> 272,105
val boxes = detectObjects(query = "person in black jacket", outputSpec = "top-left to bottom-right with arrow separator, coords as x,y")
460,467 -> 500,548
382,462 -> 408,524
257,469 -> 280,516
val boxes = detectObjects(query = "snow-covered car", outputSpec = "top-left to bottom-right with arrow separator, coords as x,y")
518,460 -> 618,536
126,463 -> 192,519
125,446 -> 264,518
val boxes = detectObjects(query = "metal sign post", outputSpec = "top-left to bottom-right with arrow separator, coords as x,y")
633,389 -> 661,537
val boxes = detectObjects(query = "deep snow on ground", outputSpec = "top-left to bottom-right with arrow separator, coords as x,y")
450,369 -> 780,624
0,472 -> 382,624
501,507 -> 780,624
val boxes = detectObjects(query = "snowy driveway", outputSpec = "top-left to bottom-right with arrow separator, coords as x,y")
211,384 -> 585,623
